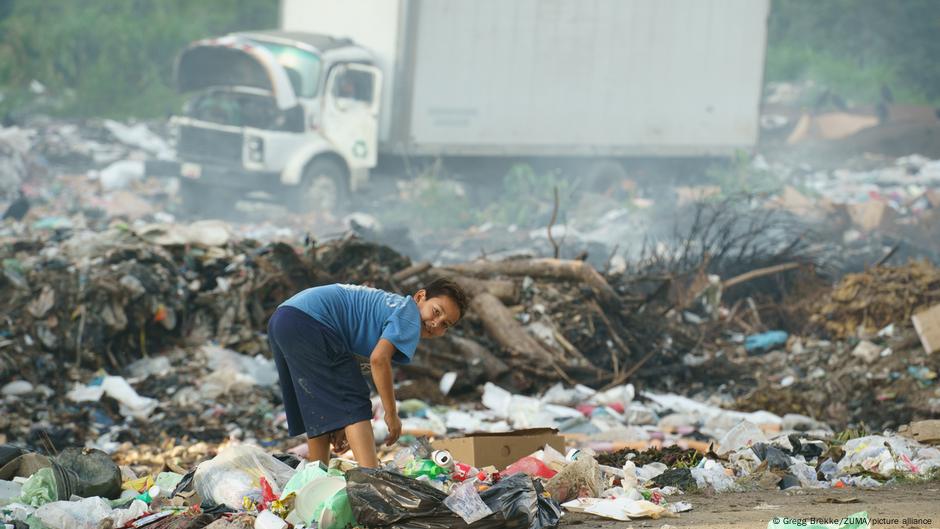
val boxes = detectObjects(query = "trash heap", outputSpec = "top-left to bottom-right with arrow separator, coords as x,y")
0,221 -> 407,380
0,441 -> 564,529
1,216 -> 938,453
3,406 -> 940,529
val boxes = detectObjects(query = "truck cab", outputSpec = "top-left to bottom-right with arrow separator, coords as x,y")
158,31 -> 382,214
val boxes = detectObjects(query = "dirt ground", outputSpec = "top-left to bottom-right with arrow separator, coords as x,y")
564,483 -> 940,528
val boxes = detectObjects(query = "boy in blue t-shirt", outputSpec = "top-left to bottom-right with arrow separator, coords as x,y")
267,277 -> 469,467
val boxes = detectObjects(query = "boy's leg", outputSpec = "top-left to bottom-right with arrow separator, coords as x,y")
306,434 -> 331,465
344,420 -> 378,468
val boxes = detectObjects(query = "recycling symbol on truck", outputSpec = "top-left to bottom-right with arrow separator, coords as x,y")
351,140 -> 368,159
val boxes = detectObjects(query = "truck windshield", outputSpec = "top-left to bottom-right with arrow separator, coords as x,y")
249,40 -> 321,98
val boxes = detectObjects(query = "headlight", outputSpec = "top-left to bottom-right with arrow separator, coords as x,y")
246,136 -> 264,162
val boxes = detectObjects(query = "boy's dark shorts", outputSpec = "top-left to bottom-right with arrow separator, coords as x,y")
267,306 -> 372,438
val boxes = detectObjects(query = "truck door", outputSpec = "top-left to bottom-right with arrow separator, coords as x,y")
321,63 -> 382,169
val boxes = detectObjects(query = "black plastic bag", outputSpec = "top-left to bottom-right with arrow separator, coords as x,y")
346,468 -> 561,529
0,445 -> 24,468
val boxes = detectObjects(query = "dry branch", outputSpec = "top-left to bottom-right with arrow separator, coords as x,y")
446,258 -> 618,307
722,262 -> 802,290
428,269 -> 519,304
392,261 -> 432,283
449,335 -> 511,379
470,292 -> 558,367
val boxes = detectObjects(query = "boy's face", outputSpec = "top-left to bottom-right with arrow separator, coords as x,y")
413,290 -> 461,338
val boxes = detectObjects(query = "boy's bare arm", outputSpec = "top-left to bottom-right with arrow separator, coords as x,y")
370,338 -> 401,445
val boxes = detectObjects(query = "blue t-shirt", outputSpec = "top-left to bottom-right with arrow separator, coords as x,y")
280,284 -> 421,364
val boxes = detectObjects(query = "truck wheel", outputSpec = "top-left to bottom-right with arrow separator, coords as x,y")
294,158 -> 349,214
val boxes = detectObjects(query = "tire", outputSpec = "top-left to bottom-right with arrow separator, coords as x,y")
291,157 -> 349,214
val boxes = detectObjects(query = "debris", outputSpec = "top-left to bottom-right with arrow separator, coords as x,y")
912,303 -> 940,354
745,331 -> 789,354
899,420 -> 940,444
850,340 -> 881,364
347,468 -> 561,529
193,445 -> 296,510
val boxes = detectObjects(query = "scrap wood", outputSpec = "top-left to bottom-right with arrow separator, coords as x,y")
391,261 -> 431,283
449,335 -> 511,379
586,299 -> 629,376
600,348 -> 656,391
427,268 -> 519,304
470,292 -> 560,368
445,258 -> 619,307
721,262 -> 804,290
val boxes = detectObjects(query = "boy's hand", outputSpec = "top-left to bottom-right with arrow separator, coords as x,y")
330,430 -> 349,454
385,413 -> 402,446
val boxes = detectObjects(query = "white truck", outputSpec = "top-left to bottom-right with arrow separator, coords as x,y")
154,0 -> 770,212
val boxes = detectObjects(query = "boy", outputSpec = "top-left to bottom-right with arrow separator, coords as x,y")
267,278 -> 468,467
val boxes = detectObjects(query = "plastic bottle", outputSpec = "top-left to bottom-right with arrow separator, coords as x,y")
403,459 -> 447,479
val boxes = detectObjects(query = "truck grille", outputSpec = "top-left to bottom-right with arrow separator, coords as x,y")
177,125 -> 242,162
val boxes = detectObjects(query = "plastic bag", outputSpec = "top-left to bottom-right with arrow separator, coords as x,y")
16,467 -> 58,507
690,461 -> 736,493
443,480 -> 494,524
279,461 -> 329,500
346,468 -> 561,529
789,461 -> 823,488
544,455 -> 602,503
836,435 -> 913,477
35,496 -> 112,529
503,457 -> 557,480
717,420 -> 767,456
109,499 -> 149,527
194,445 -> 296,509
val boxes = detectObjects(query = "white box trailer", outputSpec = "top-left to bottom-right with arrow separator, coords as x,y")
281,0 -> 770,158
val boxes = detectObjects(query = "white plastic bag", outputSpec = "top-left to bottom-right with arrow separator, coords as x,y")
443,480 -> 494,524
789,462 -> 823,488
716,421 -> 767,456
35,497 -> 112,529
194,445 -> 296,509
690,461 -> 736,493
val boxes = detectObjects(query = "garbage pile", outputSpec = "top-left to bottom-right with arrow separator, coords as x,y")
760,153 -> 940,268
0,222 -> 408,380
3,405 -> 940,529
0,441 -> 564,529
1,215 -> 938,455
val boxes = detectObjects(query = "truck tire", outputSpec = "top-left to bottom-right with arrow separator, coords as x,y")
293,157 -> 349,214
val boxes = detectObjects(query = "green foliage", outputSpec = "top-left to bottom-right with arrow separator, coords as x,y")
0,0 -> 278,118
482,164 -> 572,227
830,427 -> 870,446
766,0 -> 940,105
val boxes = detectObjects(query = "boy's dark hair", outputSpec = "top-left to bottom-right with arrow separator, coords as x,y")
422,277 -> 470,320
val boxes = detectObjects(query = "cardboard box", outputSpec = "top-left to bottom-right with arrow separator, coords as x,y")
912,303 -> 940,354
900,420 -> 940,444
431,428 -> 565,470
